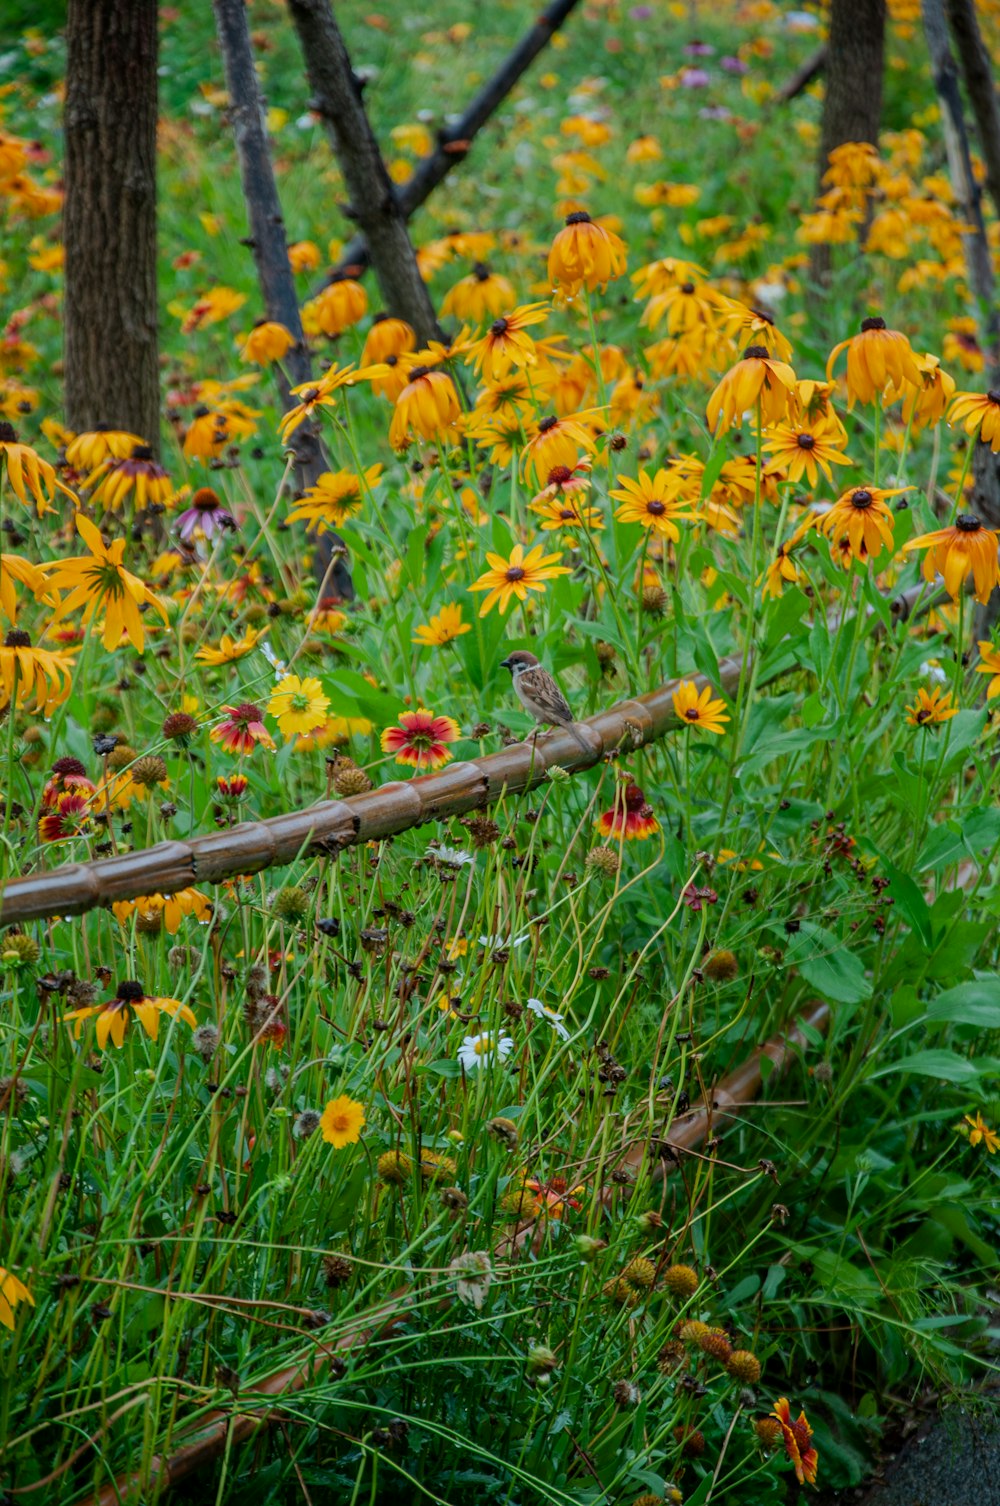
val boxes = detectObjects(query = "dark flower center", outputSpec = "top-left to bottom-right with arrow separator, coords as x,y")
860,316 -> 886,332
851,489 -> 873,509
744,345 -> 769,360
301,388 -> 320,403
4,628 -> 31,648
116,979 -> 146,1002
131,444 -> 154,460
193,405 -> 211,418
538,415 -> 558,433
473,262 -> 492,282
988,390 -> 1000,405
796,433 -> 815,450
565,211 -> 592,225
684,707 -> 699,720
409,365 -> 431,381
505,566 -> 526,581
231,702 -> 262,724
623,784 -> 647,808
646,499 -> 666,515
386,354 -> 398,367
0,421 -> 17,443
751,307 -> 774,325
371,311 -> 388,325
680,281 -> 695,294
956,514 -> 982,532
192,487 -> 221,512
548,465 -> 573,485
491,318 -> 509,337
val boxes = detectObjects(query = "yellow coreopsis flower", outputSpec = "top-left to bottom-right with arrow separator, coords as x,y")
44,514 -> 170,653
194,629 -> 264,665
412,603 -> 472,646
268,674 -> 330,737
320,1095 -> 366,1148
469,543 -> 570,616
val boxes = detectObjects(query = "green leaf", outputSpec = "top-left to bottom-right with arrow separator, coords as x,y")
802,692 -> 825,728
782,922 -> 872,1005
926,978 -> 1000,1029
868,1048 -> 982,1083
881,858 -> 933,946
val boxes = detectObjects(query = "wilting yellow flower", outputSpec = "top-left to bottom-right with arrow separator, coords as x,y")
717,299 -> 794,363
320,1095 -> 366,1148
441,266 -> 516,322
194,628 -> 264,665
413,603 -> 472,646
520,412 -> 600,487
303,278 -> 368,338
610,469 -> 698,538
279,363 -> 388,441
469,543 -> 570,616
389,365 -> 461,450
64,980 -> 196,1051
975,641 -> 1000,699
672,680 -> 730,734
362,315 -> 416,365
268,674 -> 330,737
0,629 -> 77,714
905,685 -> 958,726
816,485 -> 905,566
826,316 -> 920,407
903,515 -> 1000,605
0,551 -> 50,624
891,352 -> 955,430
44,514 -> 170,653
240,320 -> 296,365
0,424 -> 76,513
547,210 -> 626,296
706,347 -> 796,432
88,444 -> 173,510
112,888 -> 212,934
63,428 -> 144,472
286,465 -> 383,532
0,1268 -> 34,1330
949,389 -> 1000,452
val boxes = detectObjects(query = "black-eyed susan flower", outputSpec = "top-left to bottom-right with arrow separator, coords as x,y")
611,468 -> 699,538
771,1399 -> 818,1486
469,412 -> 540,467
470,303 -> 548,381
304,277 -> 368,338
441,263 -> 515,322
320,1095 -> 366,1148
182,407 -> 233,462
595,782 -> 659,841
905,686 -> 958,726
44,514 -> 170,653
89,444 -> 172,511
975,641 -> 1000,698
949,389 -> 1000,452
672,680 -> 730,734
194,628 -> 263,665
0,551 -> 50,624
64,426 -> 145,471
412,603 -> 472,646
895,352 -> 955,430
112,888 -> 212,934
0,629 -> 77,714
210,702 -> 275,755
520,412 -> 599,486
826,316 -> 921,407
816,485 -> 904,566
381,709 -> 460,770
286,465 -> 382,532
718,299 -> 794,363
706,346 -> 796,432
639,278 -> 722,336
389,365 -> 461,450
0,1268 -> 33,1330
903,515 -> 1000,604
763,417 -> 850,487
631,255 -> 708,299
63,978 -> 196,1051
279,362 -> 387,441
0,422 -> 76,513
547,210 -> 626,296
176,486 -> 235,542
268,674 -> 330,738
240,320 -> 295,365
529,491 -> 604,534
361,313 -> 416,365
469,542 -> 570,616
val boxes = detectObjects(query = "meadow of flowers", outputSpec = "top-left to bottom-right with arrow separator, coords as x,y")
1,1 -> 999,1501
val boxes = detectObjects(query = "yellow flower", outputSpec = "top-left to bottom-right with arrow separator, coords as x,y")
948,389 -> 1000,452
63,980 -> 196,1050
441,266 -> 516,322
963,1111 -> 999,1153
320,1094 -> 366,1148
672,680 -> 730,734
894,352 -> 955,430
194,628 -> 264,665
279,363 -> 388,441
362,316 -> 416,365
240,320 -> 296,365
88,444 -> 173,511
611,469 -> 698,538
0,629 -> 77,714
0,551 -> 51,624
762,416 -> 850,487
547,210 -> 627,296
44,514 -> 170,653
469,302 -> 549,381
826,316 -> 920,407
268,674 -> 330,737
413,604 -> 472,646
303,278 -> 368,338
706,347 -> 797,432
816,485 -> 905,567
0,422 -> 76,513
520,411 -> 600,487
389,365 -> 461,451
111,888 -> 212,934
0,1268 -> 34,1330
975,641 -> 1000,699
469,542 -> 570,616
903,515 -> 1000,605
64,427 -> 145,471
905,686 -> 958,726
286,466 -> 383,533
718,300 -> 794,363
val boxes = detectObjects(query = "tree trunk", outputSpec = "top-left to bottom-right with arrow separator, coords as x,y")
63,0 -> 160,448
287,0 -> 443,346
213,0 -> 353,599
946,0 -> 1000,222
808,0 -> 886,285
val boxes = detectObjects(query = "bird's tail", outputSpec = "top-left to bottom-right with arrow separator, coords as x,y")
564,720 -> 594,755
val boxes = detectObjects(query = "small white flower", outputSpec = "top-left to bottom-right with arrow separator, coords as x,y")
449,1250 -> 492,1310
477,931 -> 529,949
525,997 -> 570,1042
428,844 -> 474,868
920,660 -> 948,685
260,639 -> 288,680
458,1030 -> 514,1072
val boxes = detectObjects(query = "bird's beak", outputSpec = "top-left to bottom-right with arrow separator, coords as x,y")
499,656 -> 513,670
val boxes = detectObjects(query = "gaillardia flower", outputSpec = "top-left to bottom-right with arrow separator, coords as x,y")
595,783 -> 660,841
381,709 -> 460,770
903,515 -> 1000,604
210,702 -> 275,755
770,1398 -> 818,1486
268,675 -> 330,738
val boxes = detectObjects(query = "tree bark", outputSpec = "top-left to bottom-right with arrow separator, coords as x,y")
287,0 -> 442,346
946,0 -> 1000,223
63,0 -> 160,448
317,0 -> 581,289
212,0 -> 353,599
808,0 -> 886,285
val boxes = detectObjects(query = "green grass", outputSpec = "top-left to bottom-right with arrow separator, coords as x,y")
0,2 -> 999,1503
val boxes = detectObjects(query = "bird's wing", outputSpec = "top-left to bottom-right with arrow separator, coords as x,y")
519,664 -> 574,724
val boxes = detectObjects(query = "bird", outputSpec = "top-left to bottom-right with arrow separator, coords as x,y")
500,650 -> 593,753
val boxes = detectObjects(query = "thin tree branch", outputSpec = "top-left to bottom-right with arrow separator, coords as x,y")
773,42 -> 828,104
212,0 -> 354,598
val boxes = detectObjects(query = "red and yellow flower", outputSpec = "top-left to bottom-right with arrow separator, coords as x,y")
770,1399 -> 818,1486
210,702 -> 275,755
595,783 -> 660,841
381,709 -> 460,770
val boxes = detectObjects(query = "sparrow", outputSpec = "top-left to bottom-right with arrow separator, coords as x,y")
500,650 -> 592,752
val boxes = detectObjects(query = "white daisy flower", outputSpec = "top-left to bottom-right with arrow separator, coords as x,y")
477,931 -> 530,949
260,639 -> 288,680
920,660 -> 948,685
428,844 -> 474,868
525,997 -> 570,1042
458,1030 -> 514,1072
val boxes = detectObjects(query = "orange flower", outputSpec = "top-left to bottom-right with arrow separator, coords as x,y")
905,686 -> 958,726
770,1399 -> 818,1486
470,303 -> 548,381
361,315 -> 415,365
949,388 -> 1000,452
595,783 -> 659,841
816,484 -> 904,566
706,346 -> 797,432
903,514 -> 1000,605
381,709 -> 460,770
547,210 -> 626,296
826,315 -> 920,407
469,542 -> 570,616
389,365 -> 461,450
520,413 -> 599,487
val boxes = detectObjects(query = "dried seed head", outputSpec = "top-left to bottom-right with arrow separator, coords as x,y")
1,932 -> 41,968
439,1185 -> 468,1213
322,1253 -> 353,1288
192,1024 -> 220,1062
377,1150 -> 412,1185
726,1349 -> 762,1384
621,1256 -> 656,1290
586,844 -> 620,880
486,1116 -> 519,1149
162,711 -> 199,743
612,1379 -> 640,1406
679,1319 -> 710,1345
293,1109 -> 322,1139
754,1416 -> 782,1451
674,1425 -> 707,1457
132,755 -> 168,788
334,763 -> 373,796
703,948 -> 739,982
663,1263 -> 700,1299
273,886 -> 311,921
697,1326 -> 733,1362
105,744 -> 137,773
657,1339 -> 687,1375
